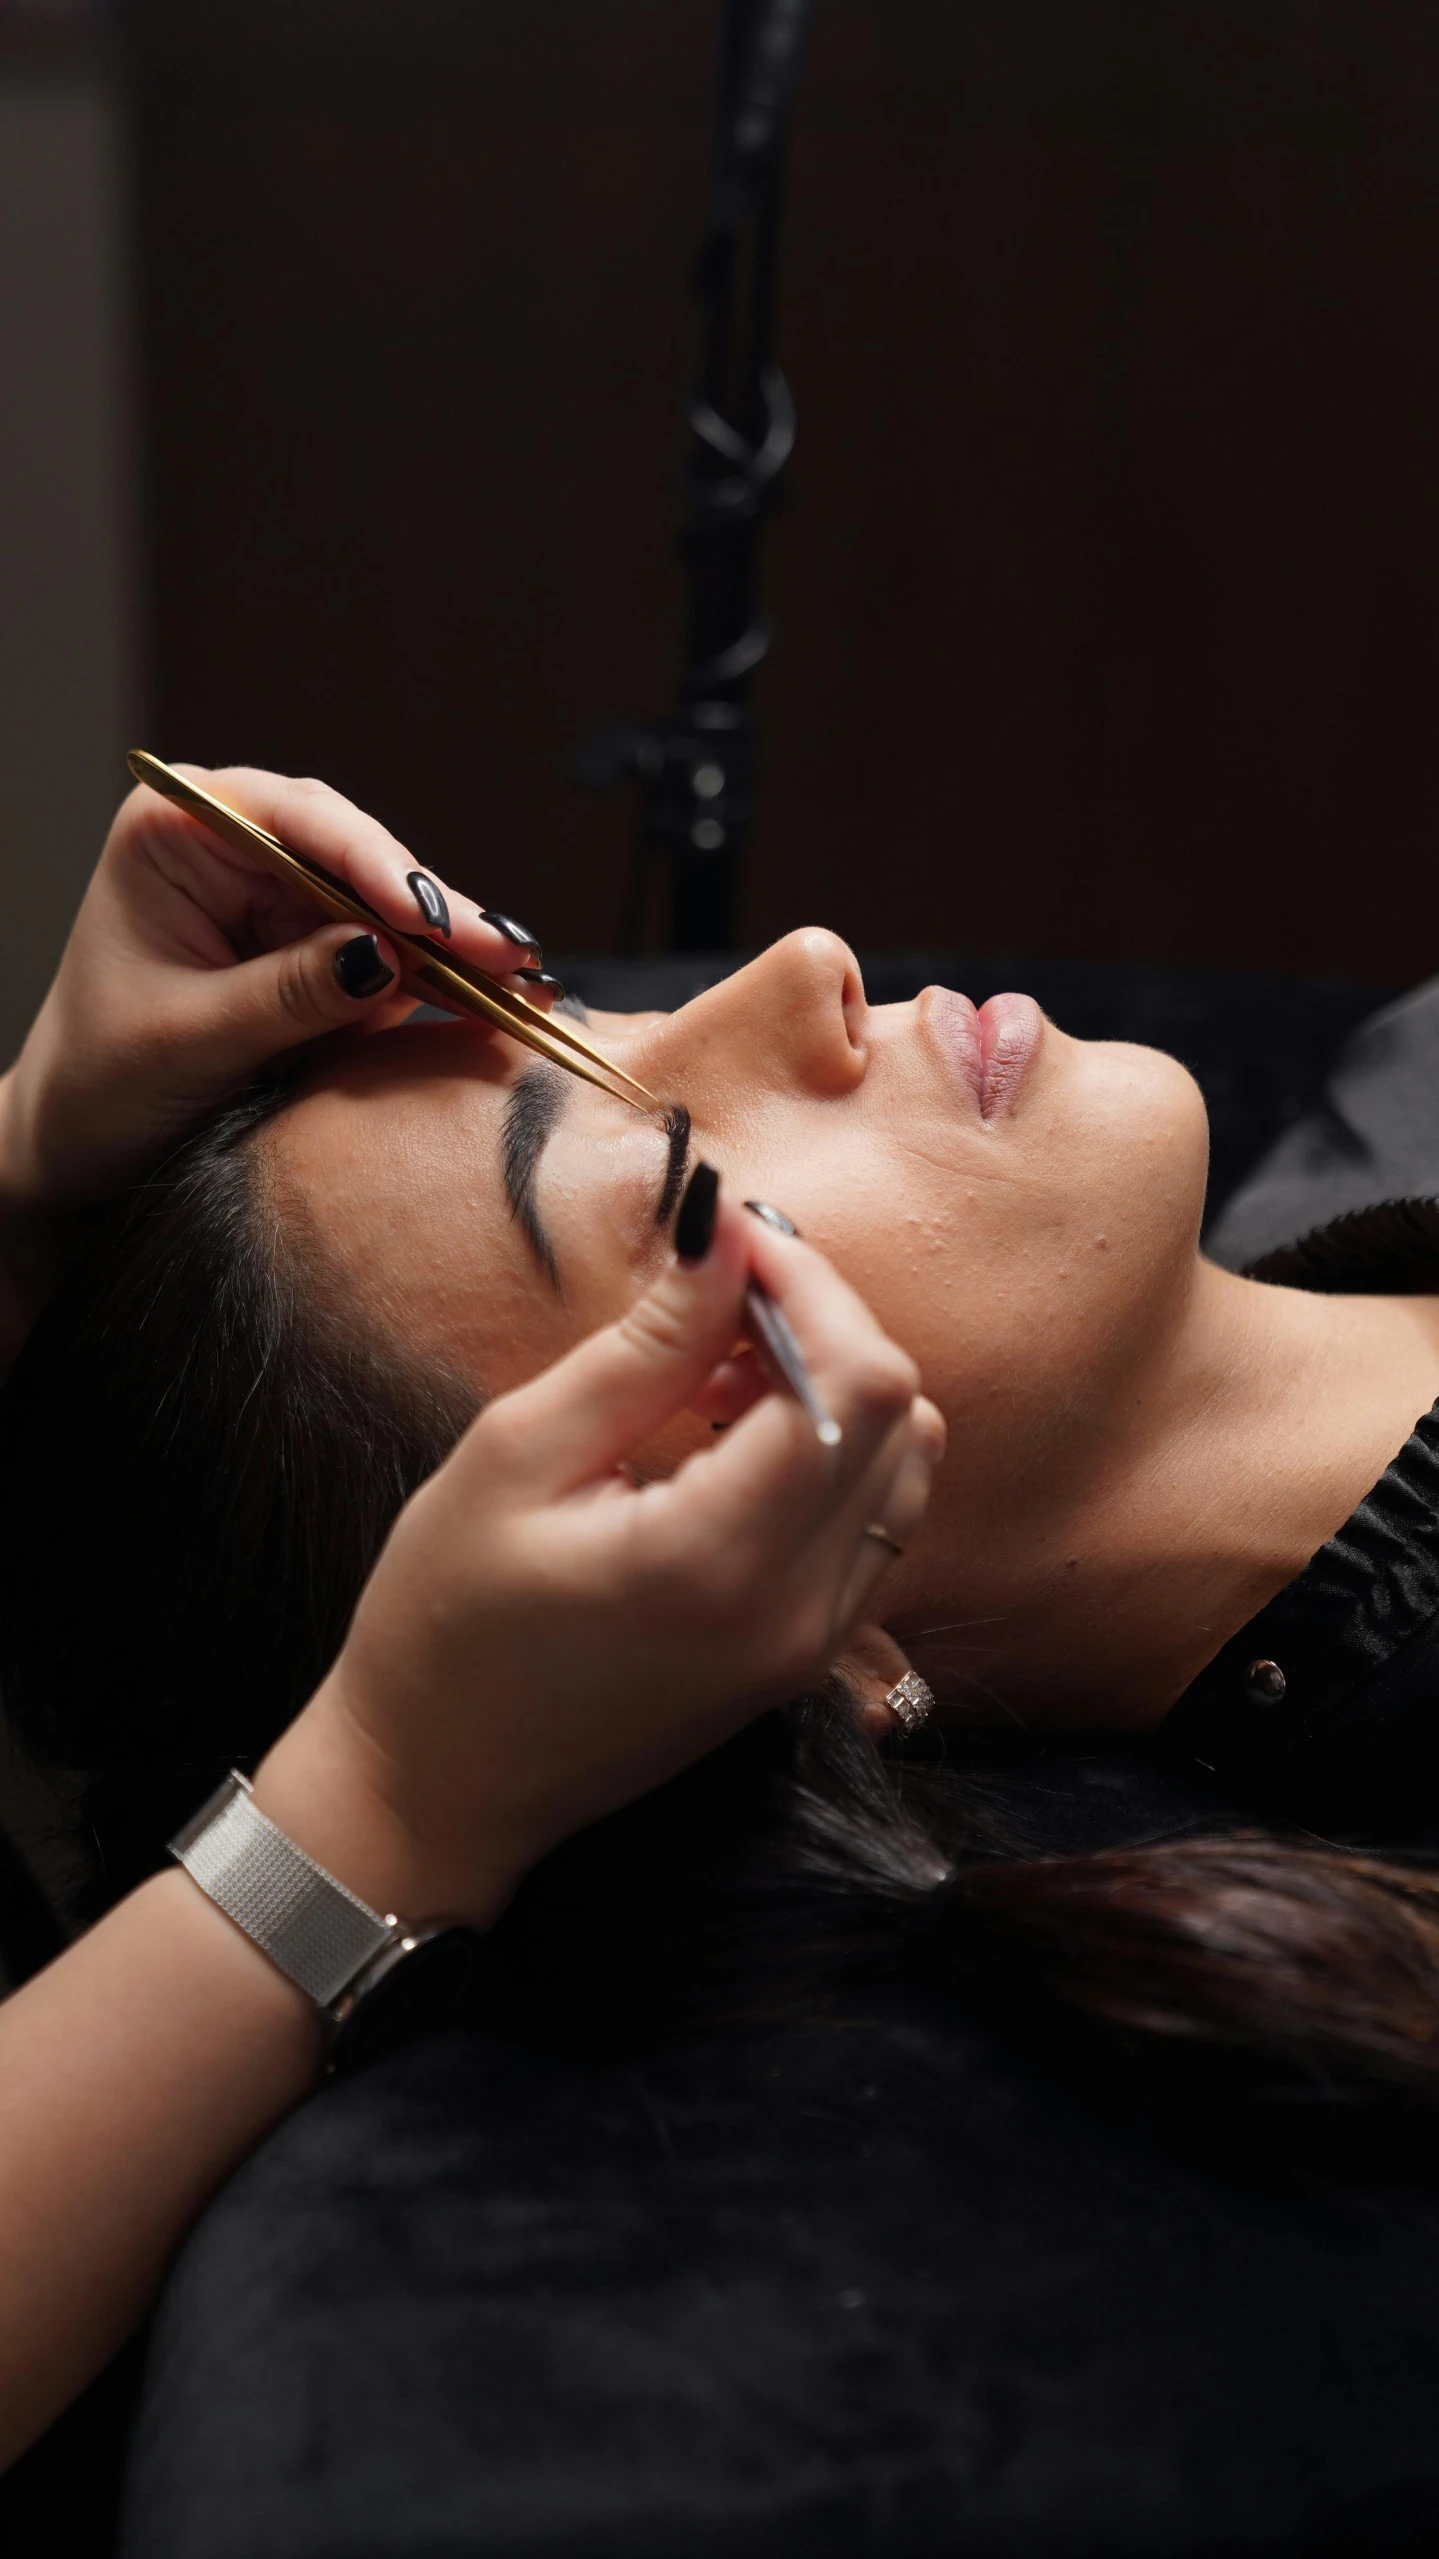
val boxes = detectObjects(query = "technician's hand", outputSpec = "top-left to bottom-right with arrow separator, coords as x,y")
255,1184 -> 945,1927
0,763 -> 546,1216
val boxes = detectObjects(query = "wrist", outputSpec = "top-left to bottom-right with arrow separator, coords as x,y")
252,1686 -> 520,1933
132,1867 -> 326,2085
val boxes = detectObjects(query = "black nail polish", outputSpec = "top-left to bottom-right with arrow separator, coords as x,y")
332,933 -> 396,1000
513,967 -> 567,996
675,1161 -> 720,1262
406,871 -> 452,938
479,909 -> 542,958
744,1199 -> 799,1238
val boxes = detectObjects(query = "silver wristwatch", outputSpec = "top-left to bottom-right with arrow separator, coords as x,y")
169,1771 -> 437,2026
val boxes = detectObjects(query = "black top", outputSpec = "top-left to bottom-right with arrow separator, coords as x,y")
1168,972 -> 1439,1817
1163,1397 -> 1439,1821
99,970 -> 1439,2559
1206,971 -> 1439,1284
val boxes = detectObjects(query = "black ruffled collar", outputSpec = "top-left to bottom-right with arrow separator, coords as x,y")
1158,1189 -> 1439,1819
1160,1396 -> 1439,1822
1243,1194 -> 1439,1295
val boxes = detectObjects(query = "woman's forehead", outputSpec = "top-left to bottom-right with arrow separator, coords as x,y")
268,1014 -> 634,1384
272,1024 -> 533,1301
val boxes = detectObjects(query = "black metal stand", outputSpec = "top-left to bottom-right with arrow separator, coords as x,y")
579,0 -> 812,951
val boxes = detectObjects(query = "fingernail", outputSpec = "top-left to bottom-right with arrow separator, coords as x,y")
407,871 -> 452,938
479,909 -> 542,958
674,1161 -> 720,1262
333,933 -> 396,1000
512,966 -> 567,996
744,1199 -> 799,1238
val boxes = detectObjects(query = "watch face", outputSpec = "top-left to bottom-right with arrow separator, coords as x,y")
328,1926 -> 478,2075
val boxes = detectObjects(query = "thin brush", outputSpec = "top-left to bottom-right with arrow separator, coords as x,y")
744,1281 -> 843,1448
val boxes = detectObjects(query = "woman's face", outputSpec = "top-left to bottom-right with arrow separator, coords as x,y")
273,931 -> 1210,1709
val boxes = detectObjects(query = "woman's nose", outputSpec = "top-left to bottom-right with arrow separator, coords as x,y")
634,928 -> 869,1104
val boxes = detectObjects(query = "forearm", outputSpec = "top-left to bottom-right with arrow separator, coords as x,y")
0,1066 -> 66,1384
0,1869 -> 322,2469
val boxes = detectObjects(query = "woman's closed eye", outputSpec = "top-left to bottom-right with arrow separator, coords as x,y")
502,1069 -> 692,1289
654,1105 -> 692,1231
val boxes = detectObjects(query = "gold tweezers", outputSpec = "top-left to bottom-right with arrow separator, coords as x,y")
127,751 -> 659,1113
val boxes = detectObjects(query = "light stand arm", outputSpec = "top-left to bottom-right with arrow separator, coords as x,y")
580,0 -> 812,952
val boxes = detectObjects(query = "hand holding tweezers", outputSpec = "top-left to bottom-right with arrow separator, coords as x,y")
126,752 -> 658,1113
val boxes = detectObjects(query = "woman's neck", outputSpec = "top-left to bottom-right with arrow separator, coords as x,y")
918,1263 -> 1439,1734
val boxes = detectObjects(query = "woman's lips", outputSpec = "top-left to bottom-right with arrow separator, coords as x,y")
925,986 -> 1044,1119
976,990 -> 1044,1117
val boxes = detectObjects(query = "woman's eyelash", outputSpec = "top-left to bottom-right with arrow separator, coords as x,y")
654,1104 -> 692,1229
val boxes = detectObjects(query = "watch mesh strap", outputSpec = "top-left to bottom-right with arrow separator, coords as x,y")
170,1772 -> 398,2011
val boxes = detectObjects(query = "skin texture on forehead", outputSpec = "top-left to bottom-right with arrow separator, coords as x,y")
269,1026 -> 578,1394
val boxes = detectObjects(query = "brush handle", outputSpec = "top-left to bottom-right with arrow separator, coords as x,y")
744,1280 -> 842,1447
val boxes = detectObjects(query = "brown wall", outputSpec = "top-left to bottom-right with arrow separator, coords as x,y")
0,35 -> 138,1069
130,0 -> 1439,983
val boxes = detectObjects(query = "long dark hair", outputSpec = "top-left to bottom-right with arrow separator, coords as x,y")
6,1068 -> 1439,2108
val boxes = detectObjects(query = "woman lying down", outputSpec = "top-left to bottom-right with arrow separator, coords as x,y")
5,764 -> 1439,2490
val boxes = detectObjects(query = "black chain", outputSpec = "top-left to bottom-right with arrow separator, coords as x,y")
579,0 -> 812,951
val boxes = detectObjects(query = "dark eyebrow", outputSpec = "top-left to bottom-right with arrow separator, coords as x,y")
501,1064 -> 571,1292
502,1067 -> 689,1288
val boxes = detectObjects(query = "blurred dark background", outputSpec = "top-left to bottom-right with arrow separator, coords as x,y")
6,0 -> 1439,1048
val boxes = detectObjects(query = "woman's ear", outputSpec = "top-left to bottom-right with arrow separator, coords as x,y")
832,1621 -> 926,1739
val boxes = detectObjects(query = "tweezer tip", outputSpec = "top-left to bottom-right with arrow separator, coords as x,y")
816,1418 -> 843,1448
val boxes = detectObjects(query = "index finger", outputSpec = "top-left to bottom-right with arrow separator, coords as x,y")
178,764 -> 534,986
660,1225 -> 924,1556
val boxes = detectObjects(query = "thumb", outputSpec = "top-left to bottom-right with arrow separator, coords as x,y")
196,924 -> 405,1071
467,1169 -> 750,1498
